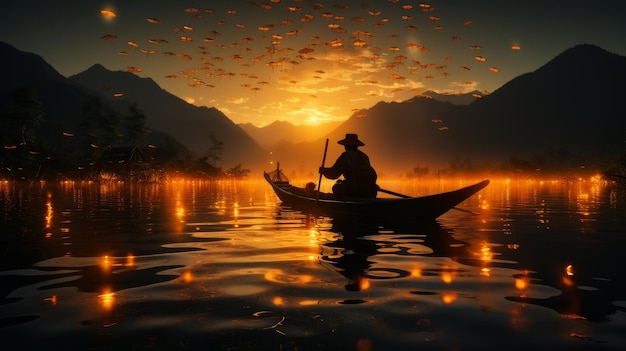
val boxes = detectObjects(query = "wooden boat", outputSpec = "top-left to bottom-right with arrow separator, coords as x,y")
264,168 -> 489,221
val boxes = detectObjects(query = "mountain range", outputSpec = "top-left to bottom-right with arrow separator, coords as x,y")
283,43 -> 626,177
1,41 -> 625,178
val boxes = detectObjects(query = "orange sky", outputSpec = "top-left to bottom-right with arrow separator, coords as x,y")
2,1 -> 625,127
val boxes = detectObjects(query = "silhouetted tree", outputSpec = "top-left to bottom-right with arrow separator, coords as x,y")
407,163 -> 429,178
78,96 -> 120,163
122,103 -> 149,146
0,87 -> 43,170
449,155 -> 474,173
226,164 -> 249,178
205,134 -> 224,168
500,154 -> 534,173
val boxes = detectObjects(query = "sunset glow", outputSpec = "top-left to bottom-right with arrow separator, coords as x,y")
3,1 -> 624,128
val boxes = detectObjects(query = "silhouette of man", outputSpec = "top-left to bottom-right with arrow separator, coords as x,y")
319,133 -> 378,200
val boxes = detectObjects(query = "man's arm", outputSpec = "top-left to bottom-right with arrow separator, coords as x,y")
320,153 -> 345,179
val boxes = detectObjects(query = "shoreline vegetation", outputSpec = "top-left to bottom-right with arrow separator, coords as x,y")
1,139 -> 624,183
2,88 -> 625,183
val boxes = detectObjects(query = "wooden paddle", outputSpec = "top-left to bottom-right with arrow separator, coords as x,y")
377,187 -> 411,198
377,187 -> 476,215
316,138 -> 329,202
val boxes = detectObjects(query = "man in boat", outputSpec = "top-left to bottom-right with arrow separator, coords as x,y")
319,133 -> 378,200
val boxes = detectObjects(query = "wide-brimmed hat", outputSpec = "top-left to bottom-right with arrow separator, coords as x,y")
337,133 -> 365,146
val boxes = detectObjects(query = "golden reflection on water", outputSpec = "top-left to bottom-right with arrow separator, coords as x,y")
43,295 -> 58,306
440,269 -> 455,284
1,175 -> 625,348
181,270 -> 194,283
441,292 -> 458,304
98,288 -> 115,311
125,254 -> 135,267
515,275 -> 530,292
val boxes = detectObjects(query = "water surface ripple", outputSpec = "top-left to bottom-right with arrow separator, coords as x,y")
1,178 -> 625,350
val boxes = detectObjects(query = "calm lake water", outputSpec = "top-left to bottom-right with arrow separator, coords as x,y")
1,176 -> 625,350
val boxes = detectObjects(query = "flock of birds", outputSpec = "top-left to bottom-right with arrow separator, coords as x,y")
98,1 -> 522,102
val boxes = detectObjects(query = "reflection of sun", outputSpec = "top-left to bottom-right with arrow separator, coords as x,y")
307,116 -> 320,125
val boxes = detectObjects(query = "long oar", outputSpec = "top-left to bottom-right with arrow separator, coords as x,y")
377,187 -> 476,215
377,187 -> 411,198
316,138 -> 329,202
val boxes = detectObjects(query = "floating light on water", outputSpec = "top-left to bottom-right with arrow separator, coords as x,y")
181,270 -> 193,283
125,254 -> 135,267
441,292 -> 457,304
272,296 -> 285,306
563,265 -> 575,286
411,267 -> 423,278
45,195 -> 53,237
102,255 -> 111,270
515,276 -> 529,291
43,295 -> 58,305
99,288 -> 115,311
440,270 -> 455,284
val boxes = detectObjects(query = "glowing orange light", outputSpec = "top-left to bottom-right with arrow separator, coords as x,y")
45,199 -> 53,230
515,276 -> 529,290
100,34 -> 117,41
359,277 -> 371,290
353,39 -> 367,47
480,199 -> 490,209
125,254 -> 135,267
356,338 -> 373,351
181,270 -> 193,283
44,295 -> 58,305
100,9 -> 117,18
102,255 -> 111,269
99,288 -> 115,311
441,271 -> 455,284
272,296 -> 285,306
441,292 -> 457,304
480,243 -> 493,262
299,275 -> 314,284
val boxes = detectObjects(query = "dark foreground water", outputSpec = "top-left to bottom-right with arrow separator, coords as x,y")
0,177 -> 625,350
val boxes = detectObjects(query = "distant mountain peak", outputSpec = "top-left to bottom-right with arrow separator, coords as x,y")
70,64 -> 163,95
1,41 -> 66,82
86,63 -> 107,71
535,43 -> 620,74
